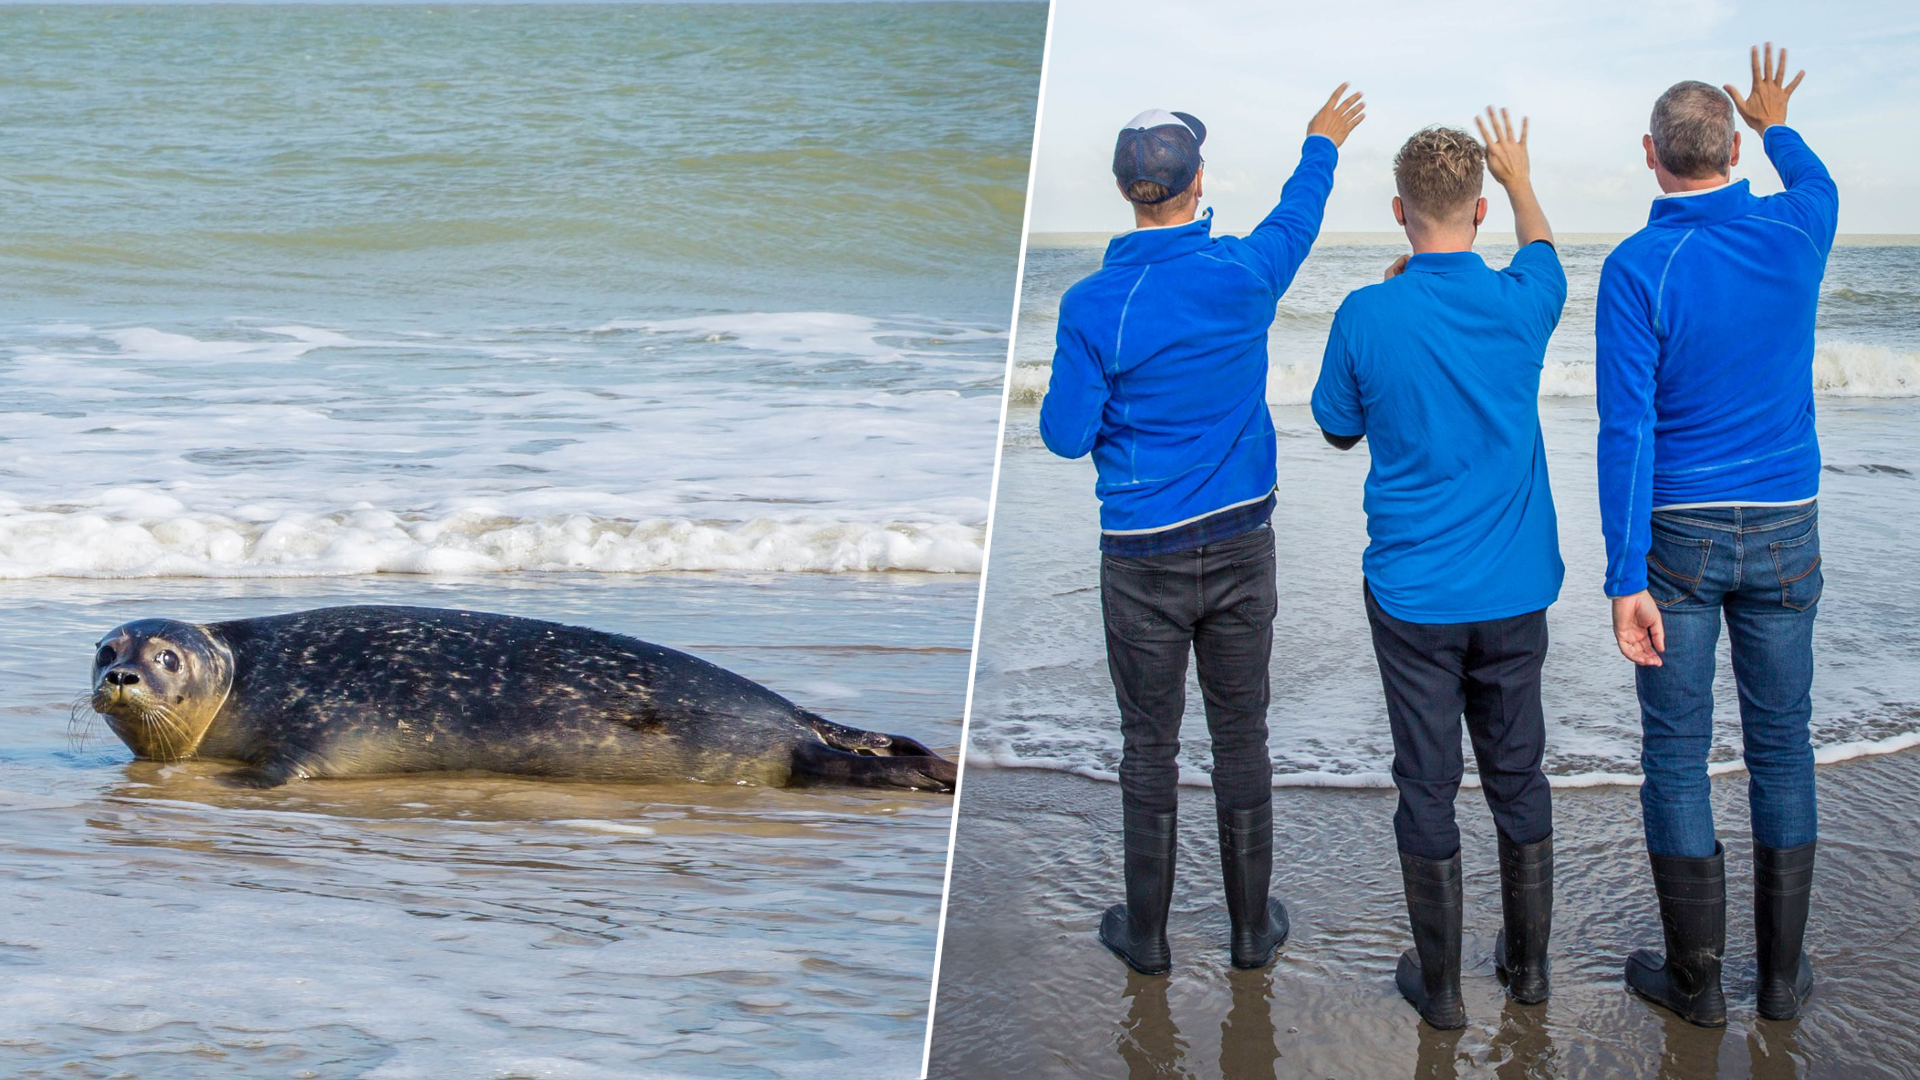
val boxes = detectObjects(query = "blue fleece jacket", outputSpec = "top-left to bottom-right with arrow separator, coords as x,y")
1039,135 -> 1338,540
1595,125 -> 1837,597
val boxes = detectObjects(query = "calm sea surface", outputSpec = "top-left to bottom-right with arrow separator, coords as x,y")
977,236 -> 1920,787
0,4 -> 1045,1077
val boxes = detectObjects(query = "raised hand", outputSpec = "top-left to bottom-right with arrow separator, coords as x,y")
1474,106 -> 1530,189
1383,254 -> 1409,281
1307,83 -> 1366,147
1724,42 -> 1805,134
1474,106 -> 1552,248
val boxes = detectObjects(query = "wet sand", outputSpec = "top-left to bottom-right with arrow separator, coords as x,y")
927,754 -> 1920,1079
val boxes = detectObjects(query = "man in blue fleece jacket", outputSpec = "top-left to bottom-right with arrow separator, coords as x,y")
1597,45 -> 1836,1027
1040,84 -> 1365,975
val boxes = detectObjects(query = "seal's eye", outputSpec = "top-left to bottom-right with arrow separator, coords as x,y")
95,645 -> 116,667
158,650 -> 180,672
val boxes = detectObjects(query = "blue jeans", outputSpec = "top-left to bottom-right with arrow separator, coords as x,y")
1638,502 -> 1822,858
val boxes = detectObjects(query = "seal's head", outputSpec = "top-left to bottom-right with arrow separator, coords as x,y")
90,619 -> 234,761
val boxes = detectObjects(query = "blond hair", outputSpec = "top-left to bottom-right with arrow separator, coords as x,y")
1393,127 -> 1484,227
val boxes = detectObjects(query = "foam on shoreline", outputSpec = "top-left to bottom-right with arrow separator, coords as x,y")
0,509 -> 984,578
966,728 -> 1920,791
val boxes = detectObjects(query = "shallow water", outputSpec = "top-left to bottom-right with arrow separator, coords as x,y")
0,572 -> 971,1079
974,239 -> 1920,787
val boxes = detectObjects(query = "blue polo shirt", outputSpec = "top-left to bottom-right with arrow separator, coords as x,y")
1311,242 -> 1566,624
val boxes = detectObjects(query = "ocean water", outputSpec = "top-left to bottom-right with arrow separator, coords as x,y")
0,4 -> 1044,1077
0,2 -> 1042,578
973,235 -> 1920,789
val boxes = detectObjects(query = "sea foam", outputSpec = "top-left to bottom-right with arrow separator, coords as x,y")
0,508 -> 983,578
1006,340 -> 1920,408
2,312 -> 1005,580
968,727 -> 1920,791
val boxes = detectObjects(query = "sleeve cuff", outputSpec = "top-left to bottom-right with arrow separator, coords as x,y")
1604,578 -> 1647,598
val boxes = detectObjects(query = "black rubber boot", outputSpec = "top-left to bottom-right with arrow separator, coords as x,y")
1396,849 -> 1467,1030
1755,840 -> 1816,1020
1493,832 -> 1552,1004
1624,843 -> 1727,1028
1099,805 -> 1175,975
1218,802 -> 1290,969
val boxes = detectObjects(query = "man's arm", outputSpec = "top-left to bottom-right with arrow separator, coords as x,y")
1725,43 -> 1838,251
1475,106 -> 1552,249
1238,84 -> 1366,293
1037,316 -> 1109,460
1479,106 -> 1568,340
1595,260 -> 1664,666
1311,316 -> 1364,451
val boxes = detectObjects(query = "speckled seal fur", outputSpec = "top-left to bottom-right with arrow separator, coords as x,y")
88,605 -> 956,792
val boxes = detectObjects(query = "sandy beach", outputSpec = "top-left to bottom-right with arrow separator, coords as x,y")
927,754 -> 1920,1079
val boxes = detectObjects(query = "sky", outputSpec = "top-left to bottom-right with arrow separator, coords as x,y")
1028,0 -> 1920,235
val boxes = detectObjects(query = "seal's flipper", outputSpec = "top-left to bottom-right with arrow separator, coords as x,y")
803,712 -> 945,760
804,712 -> 895,753
790,739 -> 956,793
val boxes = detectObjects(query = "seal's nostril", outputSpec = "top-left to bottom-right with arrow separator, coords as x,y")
105,669 -> 140,687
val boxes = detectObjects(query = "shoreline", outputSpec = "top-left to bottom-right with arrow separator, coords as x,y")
929,750 -> 1920,1079
963,724 -> 1920,791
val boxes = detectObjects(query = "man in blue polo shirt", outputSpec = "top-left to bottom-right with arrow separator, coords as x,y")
1041,85 -> 1365,976
1599,46 -> 1835,1027
1312,110 -> 1565,1029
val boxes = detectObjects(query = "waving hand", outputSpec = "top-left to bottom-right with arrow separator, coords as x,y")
1724,42 -> 1805,133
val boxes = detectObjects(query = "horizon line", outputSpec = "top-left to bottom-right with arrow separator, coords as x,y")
1026,230 -> 1920,248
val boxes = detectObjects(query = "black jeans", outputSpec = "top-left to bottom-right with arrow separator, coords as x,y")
1102,525 -> 1277,816
1364,582 -> 1552,861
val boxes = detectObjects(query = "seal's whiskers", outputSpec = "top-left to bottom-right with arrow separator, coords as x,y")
67,692 -> 105,752
141,701 -> 194,761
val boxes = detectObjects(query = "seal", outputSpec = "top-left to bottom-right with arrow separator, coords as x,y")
87,604 -> 957,792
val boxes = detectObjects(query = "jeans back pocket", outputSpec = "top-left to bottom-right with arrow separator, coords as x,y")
1646,528 -> 1712,609
1770,523 -> 1823,612
1102,556 -> 1168,632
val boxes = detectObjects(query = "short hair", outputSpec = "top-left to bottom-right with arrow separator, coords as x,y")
1125,179 -> 1173,204
1393,127 -> 1484,226
1125,177 -> 1197,224
1649,81 -> 1737,179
